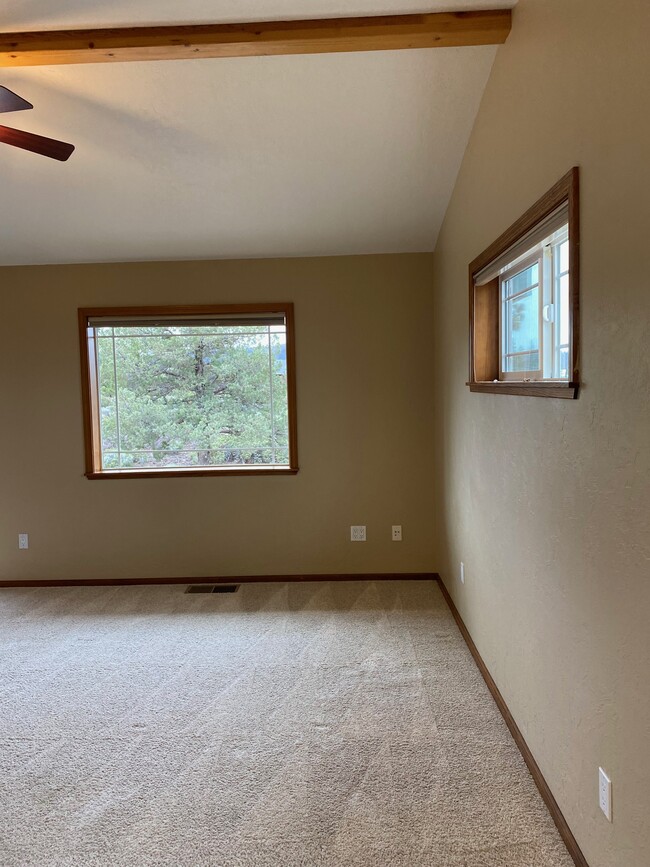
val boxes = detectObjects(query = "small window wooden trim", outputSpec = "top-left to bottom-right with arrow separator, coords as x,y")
78,303 -> 299,479
468,167 -> 580,399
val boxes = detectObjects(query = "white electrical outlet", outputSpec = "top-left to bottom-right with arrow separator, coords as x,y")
392,525 -> 402,541
18,533 -> 29,550
599,768 -> 612,821
460,562 -> 465,584
350,525 -> 366,542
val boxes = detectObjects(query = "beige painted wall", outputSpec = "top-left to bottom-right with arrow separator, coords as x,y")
431,2 -> 650,866
0,253 -> 435,581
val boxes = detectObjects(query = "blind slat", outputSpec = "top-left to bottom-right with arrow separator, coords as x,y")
88,314 -> 285,329
474,203 -> 569,286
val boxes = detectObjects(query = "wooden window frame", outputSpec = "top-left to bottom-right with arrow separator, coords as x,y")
78,303 -> 299,479
468,167 -> 580,399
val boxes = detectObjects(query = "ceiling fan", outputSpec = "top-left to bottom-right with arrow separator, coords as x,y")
0,85 -> 74,161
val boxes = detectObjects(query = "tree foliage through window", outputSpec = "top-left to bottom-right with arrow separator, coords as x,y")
95,324 -> 289,470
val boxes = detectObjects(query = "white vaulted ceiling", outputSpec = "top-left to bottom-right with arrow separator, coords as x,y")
0,2 -> 513,265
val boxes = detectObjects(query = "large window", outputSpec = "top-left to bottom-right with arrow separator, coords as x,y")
79,304 -> 298,478
468,168 -> 579,399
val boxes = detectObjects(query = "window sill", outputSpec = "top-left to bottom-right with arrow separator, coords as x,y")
85,466 -> 299,479
467,381 -> 579,399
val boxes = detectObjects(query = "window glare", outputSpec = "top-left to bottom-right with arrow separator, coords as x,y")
559,274 -> 570,346
559,239 -> 569,274
506,288 -> 539,355
505,262 -> 538,297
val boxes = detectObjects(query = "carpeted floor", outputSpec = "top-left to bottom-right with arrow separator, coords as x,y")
0,580 -> 573,867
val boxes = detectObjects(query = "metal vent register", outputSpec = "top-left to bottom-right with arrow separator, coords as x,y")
185,584 -> 240,594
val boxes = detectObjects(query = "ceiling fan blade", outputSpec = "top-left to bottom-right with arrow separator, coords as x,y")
0,86 -> 33,113
0,125 -> 74,161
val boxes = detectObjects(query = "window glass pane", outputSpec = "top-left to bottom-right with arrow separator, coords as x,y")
111,324 -> 269,337
110,448 -> 277,469
505,262 -> 538,297
95,324 -> 289,470
506,287 -> 539,356
559,239 -> 569,274
270,333 -> 289,453
559,348 -> 569,380
506,351 -> 540,373
97,338 -> 118,458
103,453 -> 120,470
559,274 -> 570,346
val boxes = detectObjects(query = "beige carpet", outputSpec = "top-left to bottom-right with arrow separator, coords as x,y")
0,580 -> 574,867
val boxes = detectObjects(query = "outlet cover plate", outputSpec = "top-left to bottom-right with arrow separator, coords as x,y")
350,525 -> 366,542
599,767 -> 612,821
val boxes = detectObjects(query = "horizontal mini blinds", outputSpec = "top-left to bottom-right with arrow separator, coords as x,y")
473,202 -> 569,286
87,313 -> 286,329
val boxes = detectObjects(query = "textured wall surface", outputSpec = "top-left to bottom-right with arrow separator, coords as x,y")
0,254 -> 436,581
430,2 -> 650,866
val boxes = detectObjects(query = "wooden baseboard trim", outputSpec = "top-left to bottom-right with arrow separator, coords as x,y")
0,572 -> 438,588
435,576 -> 589,867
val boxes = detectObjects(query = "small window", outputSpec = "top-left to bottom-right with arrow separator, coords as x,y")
498,222 -> 569,381
468,168 -> 579,398
78,304 -> 298,478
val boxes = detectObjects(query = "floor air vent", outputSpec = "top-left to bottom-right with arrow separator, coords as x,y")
185,584 -> 240,594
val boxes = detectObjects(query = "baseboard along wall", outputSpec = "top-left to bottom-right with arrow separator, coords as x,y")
435,576 -> 590,867
0,572 -> 436,588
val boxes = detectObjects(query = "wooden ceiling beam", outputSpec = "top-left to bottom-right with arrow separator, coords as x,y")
0,10 -> 511,68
